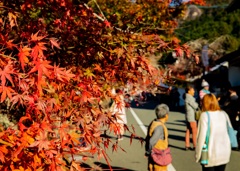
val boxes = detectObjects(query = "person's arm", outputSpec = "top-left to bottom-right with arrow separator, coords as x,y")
189,98 -> 199,110
145,125 -> 164,156
195,113 -> 208,162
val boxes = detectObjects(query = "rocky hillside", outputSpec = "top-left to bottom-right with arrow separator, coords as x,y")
169,1 -> 240,81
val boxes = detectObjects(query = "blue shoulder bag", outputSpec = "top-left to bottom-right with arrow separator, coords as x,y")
200,111 -> 210,165
225,113 -> 238,148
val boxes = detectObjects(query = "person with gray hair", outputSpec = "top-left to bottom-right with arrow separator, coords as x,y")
145,104 -> 170,171
155,104 -> 170,119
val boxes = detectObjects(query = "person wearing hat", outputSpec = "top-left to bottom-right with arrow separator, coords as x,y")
145,104 -> 170,171
199,79 -> 210,100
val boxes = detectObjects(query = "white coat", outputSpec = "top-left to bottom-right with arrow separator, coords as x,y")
196,110 -> 231,167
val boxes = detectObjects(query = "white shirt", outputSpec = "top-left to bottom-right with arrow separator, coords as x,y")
196,110 -> 231,167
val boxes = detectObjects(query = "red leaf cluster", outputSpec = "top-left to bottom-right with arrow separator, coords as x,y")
0,0 -> 205,170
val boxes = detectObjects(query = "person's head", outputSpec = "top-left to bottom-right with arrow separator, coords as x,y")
185,85 -> 195,96
201,79 -> 209,90
228,87 -> 238,100
155,104 -> 169,120
202,93 -> 220,112
228,87 -> 235,94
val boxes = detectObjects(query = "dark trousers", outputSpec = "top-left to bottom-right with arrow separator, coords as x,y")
202,164 -> 226,171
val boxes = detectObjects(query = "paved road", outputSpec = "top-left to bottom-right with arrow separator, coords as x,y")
85,100 -> 240,171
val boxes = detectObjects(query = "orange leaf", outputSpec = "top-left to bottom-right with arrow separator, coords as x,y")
71,161 -> 84,171
0,151 -> 5,163
6,39 -> 17,49
28,60 -> 53,85
80,91 -> 91,104
31,42 -> 47,61
49,38 -> 61,49
29,131 -> 51,151
31,31 -> 46,42
0,145 -> 8,162
0,61 -> 15,87
8,12 -> 17,28
53,64 -> 75,82
94,64 -> 102,72
18,46 -> 31,70
0,86 -> 15,102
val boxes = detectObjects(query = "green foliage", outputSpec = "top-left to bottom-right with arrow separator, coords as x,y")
176,8 -> 240,50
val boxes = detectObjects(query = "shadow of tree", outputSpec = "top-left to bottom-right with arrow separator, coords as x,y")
168,128 -> 186,133
168,134 -> 185,142
123,134 -> 145,141
130,100 -> 159,110
92,162 -> 135,171
166,122 -> 185,127
169,144 -> 187,151
130,98 -> 186,114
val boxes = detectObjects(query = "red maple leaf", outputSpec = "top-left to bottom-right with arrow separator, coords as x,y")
10,92 -> 26,106
0,61 -> 15,87
49,38 -> 61,49
30,31 -> 46,42
80,91 -> 92,104
0,86 -> 15,102
53,64 -> 75,82
28,60 -> 53,82
94,64 -> 102,72
18,45 -> 31,70
29,131 -> 51,152
0,34 -> 16,49
6,39 -> 17,49
0,145 -> 8,162
31,42 -> 47,61
104,20 -> 111,27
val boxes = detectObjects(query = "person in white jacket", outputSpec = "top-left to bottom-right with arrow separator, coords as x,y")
196,94 -> 231,171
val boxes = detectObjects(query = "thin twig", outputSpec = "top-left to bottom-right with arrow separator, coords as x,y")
0,53 -> 16,60
93,0 -> 107,21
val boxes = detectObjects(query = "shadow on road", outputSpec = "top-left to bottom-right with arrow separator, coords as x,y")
130,98 -> 186,114
169,144 -> 186,151
168,134 -> 185,142
166,122 -> 185,127
123,134 -> 145,141
100,132 -> 145,142
130,100 -> 159,110
93,162 -> 135,171
168,128 -> 186,133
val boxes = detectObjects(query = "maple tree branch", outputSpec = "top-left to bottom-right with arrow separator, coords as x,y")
93,0 -> 107,21
0,5 -> 12,10
0,53 -> 16,60
83,3 -> 105,22
83,3 -> 134,34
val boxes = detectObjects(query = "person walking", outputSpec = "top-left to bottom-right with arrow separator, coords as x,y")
196,94 -> 232,171
145,104 -> 170,171
184,85 -> 199,150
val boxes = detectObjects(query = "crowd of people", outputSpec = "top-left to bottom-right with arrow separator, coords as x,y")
106,79 -> 239,171
144,79 -> 239,171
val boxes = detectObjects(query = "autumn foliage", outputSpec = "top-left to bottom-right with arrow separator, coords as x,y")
0,0 -> 204,170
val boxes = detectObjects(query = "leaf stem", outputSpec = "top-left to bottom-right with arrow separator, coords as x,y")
0,53 -> 16,60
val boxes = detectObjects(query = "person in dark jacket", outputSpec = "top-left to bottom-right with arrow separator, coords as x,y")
223,88 -> 240,148
223,88 -> 240,130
